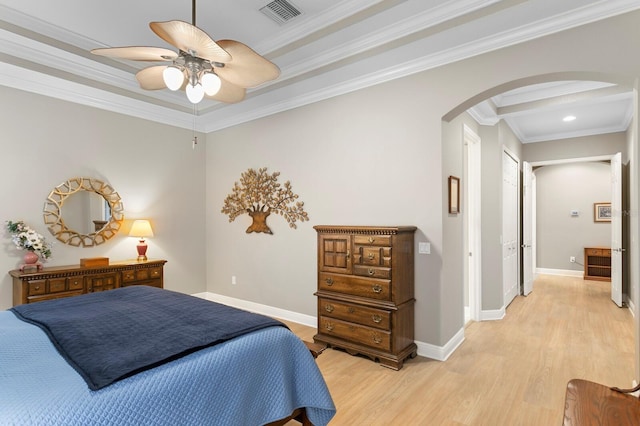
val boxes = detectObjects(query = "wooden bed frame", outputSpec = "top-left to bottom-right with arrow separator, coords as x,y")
267,341 -> 327,426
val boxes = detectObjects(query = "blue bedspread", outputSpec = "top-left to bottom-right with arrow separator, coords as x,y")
0,309 -> 336,425
11,286 -> 285,390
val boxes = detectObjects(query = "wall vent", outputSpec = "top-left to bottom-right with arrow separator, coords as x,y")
260,0 -> 303,25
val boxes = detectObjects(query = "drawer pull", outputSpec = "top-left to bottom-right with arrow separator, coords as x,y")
368,253 -> 375,260
368,268 -> 375,276
34,285 -> 40,291
346,249 -> 351,259
368,237 -> 375,243
372,284 -> 382,294
372,334 -> 382,344
348,307 -> 355,314
325,323 -> 334,332
372,314 -> 382,323
325,277 -> 334,286
324,304 -> 334,313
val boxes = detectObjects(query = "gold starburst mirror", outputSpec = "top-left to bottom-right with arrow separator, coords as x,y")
43,177 -> 124,247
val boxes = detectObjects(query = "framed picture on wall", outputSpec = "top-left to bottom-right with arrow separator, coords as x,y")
594,202 -> 611,222
448,176 -> 460,214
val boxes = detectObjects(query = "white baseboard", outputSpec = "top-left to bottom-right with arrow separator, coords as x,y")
481,307 -> 505,321
624,294 -> 635,317
195,291 -> 461,362
417,327 -> 465,361
193,292 -> 317,327
536,268 -> 583,277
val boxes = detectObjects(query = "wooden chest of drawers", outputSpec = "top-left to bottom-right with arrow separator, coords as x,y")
10,259 -> 166,306
313,225 -> 417,370
583,247 -> 611,281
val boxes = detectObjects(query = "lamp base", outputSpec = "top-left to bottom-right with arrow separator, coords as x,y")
136,240 -> 148,262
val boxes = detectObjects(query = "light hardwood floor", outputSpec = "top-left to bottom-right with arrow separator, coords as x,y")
285,275 -> 635,425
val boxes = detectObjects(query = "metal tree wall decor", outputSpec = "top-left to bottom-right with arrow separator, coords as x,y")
221,167 -> 309,234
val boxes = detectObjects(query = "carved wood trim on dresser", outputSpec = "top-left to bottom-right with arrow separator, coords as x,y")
313,225 -> 417,370
10,259 -> 167,306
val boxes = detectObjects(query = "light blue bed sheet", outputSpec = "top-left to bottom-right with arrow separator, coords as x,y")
0,311 -> 335,425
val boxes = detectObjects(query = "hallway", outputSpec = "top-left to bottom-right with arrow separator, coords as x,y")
286,274 -> 635,425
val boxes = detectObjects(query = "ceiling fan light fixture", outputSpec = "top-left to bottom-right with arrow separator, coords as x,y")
186,82 -> 205,104
163,65 -> 185,91
91,0 -> 280,106
202,71 -> 222,96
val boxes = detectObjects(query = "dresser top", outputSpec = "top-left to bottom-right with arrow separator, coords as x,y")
313,225 -> 417,234
9,259 -> 167,278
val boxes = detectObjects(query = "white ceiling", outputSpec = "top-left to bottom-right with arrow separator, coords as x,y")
0,0 -> 637,141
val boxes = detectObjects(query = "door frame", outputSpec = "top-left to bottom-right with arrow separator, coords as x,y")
528,154 -> 622,296
463,124 -> 482,322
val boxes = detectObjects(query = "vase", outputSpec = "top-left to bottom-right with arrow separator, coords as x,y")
23,251 -> 39,265
20,251 -> 43,271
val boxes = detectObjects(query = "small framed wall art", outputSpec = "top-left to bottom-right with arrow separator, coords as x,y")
448,176 -> 460,214
594,202 -> 611,222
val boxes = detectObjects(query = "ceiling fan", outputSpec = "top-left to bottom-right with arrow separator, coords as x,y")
91,0 -> 280,105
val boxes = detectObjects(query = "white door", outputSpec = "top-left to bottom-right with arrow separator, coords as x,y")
502,150 -> 519,307
522,161 -> 534,296
611,152 -> 623,307
464,125 -> 481,322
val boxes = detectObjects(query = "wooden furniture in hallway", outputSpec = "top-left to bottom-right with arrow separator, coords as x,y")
583,247 -> 611,281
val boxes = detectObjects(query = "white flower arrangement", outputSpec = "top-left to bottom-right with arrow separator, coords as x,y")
6,220 -> 53,260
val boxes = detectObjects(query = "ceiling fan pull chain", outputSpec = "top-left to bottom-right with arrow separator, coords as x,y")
192,103 -> 198,149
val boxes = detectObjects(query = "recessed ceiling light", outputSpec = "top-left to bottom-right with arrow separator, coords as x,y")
563,115 -> 577,122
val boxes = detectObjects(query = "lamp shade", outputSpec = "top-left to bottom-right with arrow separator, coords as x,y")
129,220 -> 154,238
162,66 -> 184,91
201,72 -> 222,96
186,82 -> 205,104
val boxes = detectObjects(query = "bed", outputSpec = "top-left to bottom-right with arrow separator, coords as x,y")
0,286 -> 336,425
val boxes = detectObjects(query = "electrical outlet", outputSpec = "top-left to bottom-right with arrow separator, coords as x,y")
570,256 -> 576,263
231,275 -> 237,285
418,242 -> 431,254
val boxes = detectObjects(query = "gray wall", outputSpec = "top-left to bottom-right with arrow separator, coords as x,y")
535,162 -> 611,271
442,112 -> 479,332
2,10 -> 640,357
0,86 -> 208,309
206,11 -> 640,348
478,121 -> 523,312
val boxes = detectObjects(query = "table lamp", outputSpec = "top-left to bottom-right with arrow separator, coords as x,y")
129,220 -> 154,261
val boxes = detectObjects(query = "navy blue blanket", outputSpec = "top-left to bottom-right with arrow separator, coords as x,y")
11,286 -> 286,390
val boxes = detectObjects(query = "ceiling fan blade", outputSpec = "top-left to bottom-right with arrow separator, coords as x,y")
150,20 -> 231,63
205,78 -> 246,103
214,40 -> 280,88
135,66 -> 169,90
91,46 -> 177,62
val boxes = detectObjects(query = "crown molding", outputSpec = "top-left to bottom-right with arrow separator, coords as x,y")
505,115 -> 631,144
1,0 -> 639,133
0,61 -> 204,131
467,101 -> 499,126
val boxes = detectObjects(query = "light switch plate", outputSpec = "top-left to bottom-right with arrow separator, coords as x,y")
418,242 -> 431,254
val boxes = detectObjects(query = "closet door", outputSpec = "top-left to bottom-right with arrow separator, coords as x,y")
522,161 -> 534,296
502,150 -> 519,307
610,152 -> 622,307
